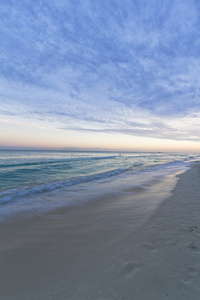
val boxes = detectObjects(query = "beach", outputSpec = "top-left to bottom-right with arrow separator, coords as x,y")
0,161 -> 200,299
2,0 -> 200,298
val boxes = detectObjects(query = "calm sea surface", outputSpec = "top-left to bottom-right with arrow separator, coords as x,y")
0,151 -> 198,220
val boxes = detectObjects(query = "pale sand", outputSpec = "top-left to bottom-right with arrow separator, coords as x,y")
1,162 -> 200,299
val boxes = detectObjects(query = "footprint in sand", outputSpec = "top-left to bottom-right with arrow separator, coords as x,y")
188,266 -> 197,276
187,242 -> 200,252
189,225 -> 198,232
142,241 -> 156,251
182,266 -> 197,284
120,261 -> 144,278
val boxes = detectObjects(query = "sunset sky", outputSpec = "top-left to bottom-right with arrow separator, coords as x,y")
1,0 -> 200,152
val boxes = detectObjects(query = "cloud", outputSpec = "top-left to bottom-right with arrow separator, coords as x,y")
1,0 -> 200,147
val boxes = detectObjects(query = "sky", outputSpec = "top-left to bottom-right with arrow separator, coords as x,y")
1,0 -> 200,152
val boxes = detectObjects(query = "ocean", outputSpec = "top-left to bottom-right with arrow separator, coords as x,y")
0,150 -> 198,221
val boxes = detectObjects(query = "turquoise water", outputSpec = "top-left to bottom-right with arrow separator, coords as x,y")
0,150 -> 198,220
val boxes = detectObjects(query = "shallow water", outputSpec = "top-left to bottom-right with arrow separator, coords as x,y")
0,150 -> 198,221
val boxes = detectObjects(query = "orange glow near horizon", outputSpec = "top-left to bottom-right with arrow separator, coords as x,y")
1,121 -> 200,153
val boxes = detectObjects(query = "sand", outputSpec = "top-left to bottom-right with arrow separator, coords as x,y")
1,162 -> 200,299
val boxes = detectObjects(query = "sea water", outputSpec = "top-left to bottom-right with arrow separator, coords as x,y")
0,150 -> 198,221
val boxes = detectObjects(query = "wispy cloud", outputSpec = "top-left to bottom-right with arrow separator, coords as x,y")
1,0 -> 200,148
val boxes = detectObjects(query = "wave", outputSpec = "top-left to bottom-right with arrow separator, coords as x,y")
0,159 -> 191,206
0,155 -> 118,169
0,166 -> 129,205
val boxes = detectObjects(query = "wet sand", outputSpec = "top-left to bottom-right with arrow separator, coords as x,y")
1,162 -> 200,299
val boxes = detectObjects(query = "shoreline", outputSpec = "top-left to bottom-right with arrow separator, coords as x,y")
0,159 -> 189,223
1,162 -> 200,299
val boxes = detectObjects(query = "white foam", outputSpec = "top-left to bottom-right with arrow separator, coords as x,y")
0,160 -> 192,222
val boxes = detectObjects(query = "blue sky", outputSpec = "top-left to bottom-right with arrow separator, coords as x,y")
1,0 -> 200,151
